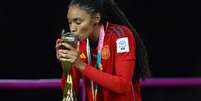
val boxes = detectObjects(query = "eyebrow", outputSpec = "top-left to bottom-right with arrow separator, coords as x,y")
68,16 -> 83,21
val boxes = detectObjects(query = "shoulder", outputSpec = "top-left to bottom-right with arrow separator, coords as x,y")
105,23 -> 136,59
106,23 -> 134,38
105,23 -> 136,52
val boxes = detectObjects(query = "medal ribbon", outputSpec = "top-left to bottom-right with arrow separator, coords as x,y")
86,25 -> 105,101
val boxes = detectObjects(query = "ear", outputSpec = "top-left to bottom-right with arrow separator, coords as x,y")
93,13 -> 101,24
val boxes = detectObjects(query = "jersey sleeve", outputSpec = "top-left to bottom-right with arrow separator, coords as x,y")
113,25 -> 136,60
82,25 -> 136,94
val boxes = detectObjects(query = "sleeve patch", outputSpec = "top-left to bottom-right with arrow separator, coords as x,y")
116,37 -> 130,53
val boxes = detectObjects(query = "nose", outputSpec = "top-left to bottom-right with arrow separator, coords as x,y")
70,23 -> 77,33
70,27 -> 76,33
70,24 -> 79,38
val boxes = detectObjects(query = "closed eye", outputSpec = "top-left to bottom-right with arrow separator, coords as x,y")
74,18 -> 82,25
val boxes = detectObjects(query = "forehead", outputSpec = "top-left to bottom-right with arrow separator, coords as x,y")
67,5 -> 91,20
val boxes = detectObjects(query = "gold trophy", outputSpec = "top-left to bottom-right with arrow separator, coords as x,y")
61,29 -> 78,101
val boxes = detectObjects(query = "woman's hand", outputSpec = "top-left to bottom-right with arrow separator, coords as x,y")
55,38 -> 63,60
55,39 -> 86,72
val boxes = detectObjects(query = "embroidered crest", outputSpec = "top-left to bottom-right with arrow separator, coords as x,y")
116,37 -> 130,53
101,45 -> 110,60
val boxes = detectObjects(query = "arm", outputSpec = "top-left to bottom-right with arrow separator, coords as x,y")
82,26 -> 136,94
82,59 -> 135,94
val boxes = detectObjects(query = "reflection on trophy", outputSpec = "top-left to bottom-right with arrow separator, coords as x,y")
61,30 -> 78,101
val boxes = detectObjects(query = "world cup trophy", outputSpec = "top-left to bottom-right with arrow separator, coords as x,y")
61,29 -> 78,101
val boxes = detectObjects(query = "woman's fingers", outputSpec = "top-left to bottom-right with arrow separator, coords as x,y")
56,39 -> 63,44
57,49 -> 78,63
55,39 -> 63,49
59,58 -> 73,63
55,43 -> 62,49
59,56 -> 76,63
61,43 -> 74,50
56,41 -> 80,63
59,52 -> 74,59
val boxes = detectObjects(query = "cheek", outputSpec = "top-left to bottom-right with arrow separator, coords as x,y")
79,23 -> 94,37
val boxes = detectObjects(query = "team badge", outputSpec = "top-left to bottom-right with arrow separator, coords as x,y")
101,45 -> 110,60
116,37 -> 130,53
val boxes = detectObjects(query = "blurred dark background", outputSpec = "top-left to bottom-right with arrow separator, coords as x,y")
0,0 -> 201,101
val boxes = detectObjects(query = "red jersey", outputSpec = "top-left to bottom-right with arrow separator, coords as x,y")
61,23 -> 141,101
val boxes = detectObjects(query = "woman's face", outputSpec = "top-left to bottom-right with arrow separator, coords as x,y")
67,5 -> 97,41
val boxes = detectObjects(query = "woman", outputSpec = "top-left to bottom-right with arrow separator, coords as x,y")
56,0 -> 151,101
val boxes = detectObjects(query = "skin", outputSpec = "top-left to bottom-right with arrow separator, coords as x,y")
55,4 -> 101,72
